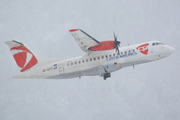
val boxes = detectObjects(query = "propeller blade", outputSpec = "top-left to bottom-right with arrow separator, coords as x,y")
113,32 -> 121,55
117,48 -> 120,55
113,32 -> 117,42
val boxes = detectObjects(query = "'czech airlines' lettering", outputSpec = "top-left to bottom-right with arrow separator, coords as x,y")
106,52 -> 137,61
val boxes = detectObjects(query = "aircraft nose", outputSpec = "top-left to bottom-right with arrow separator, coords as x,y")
170,47 -> 175,54
168,46 -> 175,54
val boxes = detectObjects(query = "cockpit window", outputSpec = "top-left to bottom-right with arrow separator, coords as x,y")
152,42 -> 164,46
156,42 -> 160,45
159,42 -> 164,45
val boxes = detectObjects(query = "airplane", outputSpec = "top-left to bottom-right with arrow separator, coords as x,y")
5,29 -> 175,80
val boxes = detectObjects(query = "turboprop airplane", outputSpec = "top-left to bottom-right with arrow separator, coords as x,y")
5,29 -> 175,80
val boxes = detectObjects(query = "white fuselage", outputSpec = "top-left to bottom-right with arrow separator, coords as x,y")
13,41 -> 174,79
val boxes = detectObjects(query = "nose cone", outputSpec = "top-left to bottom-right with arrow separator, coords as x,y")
169,47 -> 175,54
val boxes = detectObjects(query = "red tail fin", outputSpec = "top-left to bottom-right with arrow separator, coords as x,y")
5,40 -> 38,72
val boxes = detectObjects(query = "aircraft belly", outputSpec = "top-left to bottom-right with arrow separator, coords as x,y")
47,63 -> 122,79
97,65 -> 106,76
121,60 -> 150,67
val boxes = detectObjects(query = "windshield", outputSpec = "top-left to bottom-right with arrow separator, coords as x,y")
152,42 -> 164,46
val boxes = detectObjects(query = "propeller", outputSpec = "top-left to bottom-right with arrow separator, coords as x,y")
113,32 -> 121,55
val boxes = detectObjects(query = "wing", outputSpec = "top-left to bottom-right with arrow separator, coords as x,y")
69,29 -> 100,54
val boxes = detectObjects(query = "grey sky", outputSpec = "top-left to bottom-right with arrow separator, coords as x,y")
0,0 -> 180,120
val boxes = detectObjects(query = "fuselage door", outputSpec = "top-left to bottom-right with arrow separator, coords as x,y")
58,64 -> 64,74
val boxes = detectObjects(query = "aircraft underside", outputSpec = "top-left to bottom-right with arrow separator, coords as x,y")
47,63 -> 122,80
47,60 -> 150,80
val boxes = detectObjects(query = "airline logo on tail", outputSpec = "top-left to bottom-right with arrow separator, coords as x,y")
136,43 -> 149,55
10,45 -> 38,72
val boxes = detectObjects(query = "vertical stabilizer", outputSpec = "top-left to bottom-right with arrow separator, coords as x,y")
5,40 -> 38,72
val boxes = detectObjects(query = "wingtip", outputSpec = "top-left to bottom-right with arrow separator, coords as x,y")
69,29 -> 78,32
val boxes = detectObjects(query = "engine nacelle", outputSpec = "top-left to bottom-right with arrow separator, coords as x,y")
89,41 -> 115,51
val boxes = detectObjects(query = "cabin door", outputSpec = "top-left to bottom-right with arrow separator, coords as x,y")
58,64 -> 64,74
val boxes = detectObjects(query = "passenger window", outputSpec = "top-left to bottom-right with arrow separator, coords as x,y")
86,59 -> 88,62
106,55 -> 108,58
71,63 -> 73,65
90,58 -> 92,61
94,58 -> 96,60
75,62 -> 77,64
67,63 -> 69,66
113,53 -> 115,56
125,51 -> 127,54
82,60 -> 84,63
152,43 -> 155,46
121,52 -> 123,55
133,49 -> 135,52
98,57 -> 100,59
79,61 -> 81,64
129,50 -> 131,53
102,56 -> 104,59
109,54 -> 111,57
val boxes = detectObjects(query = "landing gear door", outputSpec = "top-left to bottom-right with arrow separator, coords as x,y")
58,64 -> 64,74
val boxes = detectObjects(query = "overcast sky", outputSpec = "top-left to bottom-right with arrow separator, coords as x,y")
0,0 -> 180,120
